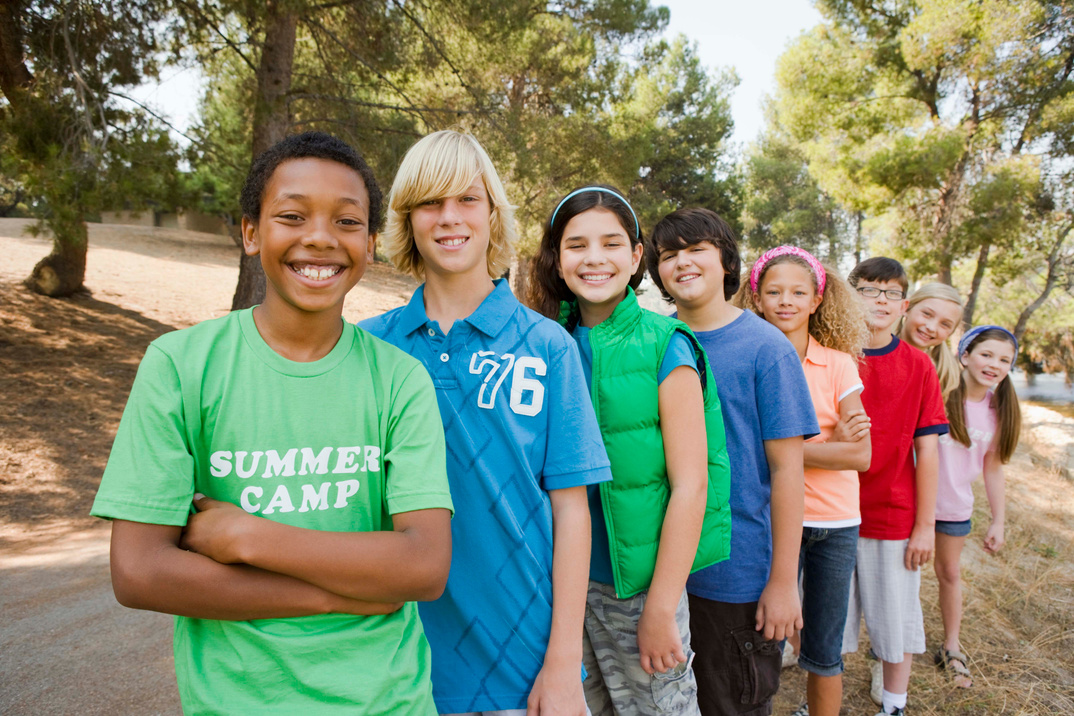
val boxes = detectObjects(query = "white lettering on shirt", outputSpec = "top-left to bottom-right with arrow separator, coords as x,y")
468,351 -> 547,416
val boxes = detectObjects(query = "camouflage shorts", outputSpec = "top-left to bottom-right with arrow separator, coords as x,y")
582,580 -> 701,716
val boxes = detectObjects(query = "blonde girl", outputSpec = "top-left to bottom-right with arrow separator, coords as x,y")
738,246 -> 871,716
933,326 -> 1021,689
899,283 -> 965,398
528,185 -> 732,716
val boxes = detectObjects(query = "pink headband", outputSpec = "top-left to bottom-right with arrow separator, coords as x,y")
749,245 -> 826,297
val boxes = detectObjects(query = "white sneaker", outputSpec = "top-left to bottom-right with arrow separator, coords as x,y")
781,641 -> 799,669
874,708 -> 905,716
870,659 -> 883,705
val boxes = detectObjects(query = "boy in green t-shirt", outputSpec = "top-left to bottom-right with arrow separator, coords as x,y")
91,131 -> 454,714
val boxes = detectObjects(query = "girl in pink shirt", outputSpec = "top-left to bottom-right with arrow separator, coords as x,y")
934,326 -> 1022,689
738,246 -> 870,716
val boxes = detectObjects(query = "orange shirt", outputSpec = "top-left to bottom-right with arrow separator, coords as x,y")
802,336 -> 864,525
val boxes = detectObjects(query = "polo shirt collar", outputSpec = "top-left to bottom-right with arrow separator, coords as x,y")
397,279 -> 517,338
464,279 -> 517,337
803,335 -> 828,367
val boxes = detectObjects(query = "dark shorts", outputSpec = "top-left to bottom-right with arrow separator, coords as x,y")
688,595 -> 781,716
936,519 -> 972,537
797,524 -> 858,677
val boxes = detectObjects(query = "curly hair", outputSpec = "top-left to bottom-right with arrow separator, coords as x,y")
734,253 -> 869,360
527,184 -> 644,320
240,131 -> 383,233
380,130 -> 516,281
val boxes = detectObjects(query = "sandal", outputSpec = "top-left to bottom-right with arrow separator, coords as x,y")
935,646 -> 973,688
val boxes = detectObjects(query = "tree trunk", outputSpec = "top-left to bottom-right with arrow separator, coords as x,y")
230,4 -> 298,310
962,241 -> 990,330
25,218 -> 88,297
1012,224 -> 1072,341
511,254 -> 532,305
854,211 -> 863,265
0,0 -> 34,102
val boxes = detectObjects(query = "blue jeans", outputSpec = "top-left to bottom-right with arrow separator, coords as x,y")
797,524 -> 859,677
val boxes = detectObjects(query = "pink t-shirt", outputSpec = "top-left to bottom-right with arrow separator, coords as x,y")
936,393 -> 997,522
802,336 -> 864,526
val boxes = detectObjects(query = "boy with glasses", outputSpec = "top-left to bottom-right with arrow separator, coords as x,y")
843,258 -> 949,716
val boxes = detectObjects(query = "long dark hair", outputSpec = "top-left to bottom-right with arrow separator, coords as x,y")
946,328 -> 1022,463
527,185 -> 645,319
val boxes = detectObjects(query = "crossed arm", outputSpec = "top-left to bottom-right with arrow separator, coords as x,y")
803,390 -> 872,472
109,503 -> 451,620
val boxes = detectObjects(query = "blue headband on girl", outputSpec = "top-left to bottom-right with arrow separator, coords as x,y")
958,325 -> 1018,357
550,187 -> 640,239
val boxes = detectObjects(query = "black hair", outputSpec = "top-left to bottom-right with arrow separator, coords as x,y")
240,131 -> 384,233
527,184 -> 645,320
847,256 -> 908,292
647,208 -> 740,302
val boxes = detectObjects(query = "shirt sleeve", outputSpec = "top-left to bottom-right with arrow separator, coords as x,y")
914,355 -> 950,438
90,344 -> 197,526
383,364 -> 455,516
658,331 -> 700,384
834,352 -> 864,402
757,346 -> 821,441
542,339 -> 613,491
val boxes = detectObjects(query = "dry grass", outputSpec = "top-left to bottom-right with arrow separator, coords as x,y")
776,407 -> 1074,714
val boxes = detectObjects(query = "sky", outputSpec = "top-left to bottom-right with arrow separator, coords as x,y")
129,0 -> 823,148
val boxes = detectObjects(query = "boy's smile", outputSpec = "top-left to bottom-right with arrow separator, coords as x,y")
856,279 -> 908,335
657,242 -> 725,309
410,179 -> 492,280
242,157 -> 373,318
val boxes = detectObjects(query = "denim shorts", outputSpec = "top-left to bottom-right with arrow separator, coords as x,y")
797,524 -> 859,677
936,519 -> 972,537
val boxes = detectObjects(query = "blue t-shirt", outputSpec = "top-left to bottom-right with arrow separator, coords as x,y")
683,310 -> 818,603
571,326 -> 698,584
361,280 -> 612,713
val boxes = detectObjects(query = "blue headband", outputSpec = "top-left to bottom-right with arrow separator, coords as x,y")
958,325 -> 1018,357
550,187 -> 640,239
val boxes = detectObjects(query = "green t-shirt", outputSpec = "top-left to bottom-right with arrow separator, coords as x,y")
91,309 -> 453,715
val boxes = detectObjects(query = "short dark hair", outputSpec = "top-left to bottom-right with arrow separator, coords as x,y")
647,208 -> 740,301
240,131 -> 384,233
847,257 -> 908,292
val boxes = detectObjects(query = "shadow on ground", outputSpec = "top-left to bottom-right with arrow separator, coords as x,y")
0,281 -> 178,544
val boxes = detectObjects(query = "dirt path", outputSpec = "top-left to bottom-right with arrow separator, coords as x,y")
2,220 -> 1073,714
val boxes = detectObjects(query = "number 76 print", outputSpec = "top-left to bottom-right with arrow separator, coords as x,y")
468,351 -> 547,416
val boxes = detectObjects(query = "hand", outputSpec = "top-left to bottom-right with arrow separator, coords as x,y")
755,578 -> 802,641
637,602 -> 687,676
179,494 -> 255,564
526,659 -> 586,716
983,521 -> 1005,554
830,408 -> 871,443
905,523 -> 935,570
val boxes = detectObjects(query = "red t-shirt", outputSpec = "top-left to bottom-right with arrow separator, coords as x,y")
858,336 -> 948,539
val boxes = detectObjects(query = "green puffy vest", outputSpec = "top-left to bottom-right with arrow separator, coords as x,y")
560,289 -> 732,598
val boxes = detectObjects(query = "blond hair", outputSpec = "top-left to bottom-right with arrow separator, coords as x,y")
904,282 -> 964,399
734,255 -> 869,360
381,130 -> 516,280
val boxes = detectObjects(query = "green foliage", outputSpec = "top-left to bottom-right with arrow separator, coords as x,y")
0,0 -> 183,294
180,0 -> 740,256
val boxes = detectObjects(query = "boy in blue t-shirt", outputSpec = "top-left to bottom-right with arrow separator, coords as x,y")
361,130 -> 612,715
646,208 -> 819,716
91,132 -> 455,713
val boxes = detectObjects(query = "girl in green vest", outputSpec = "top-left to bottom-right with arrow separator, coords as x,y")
527,185 -> 731,715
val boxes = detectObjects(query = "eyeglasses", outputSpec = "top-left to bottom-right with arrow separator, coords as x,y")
856,286 -> 906,300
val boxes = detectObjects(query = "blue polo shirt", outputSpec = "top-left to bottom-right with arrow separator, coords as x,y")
360,279 -> 612,713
